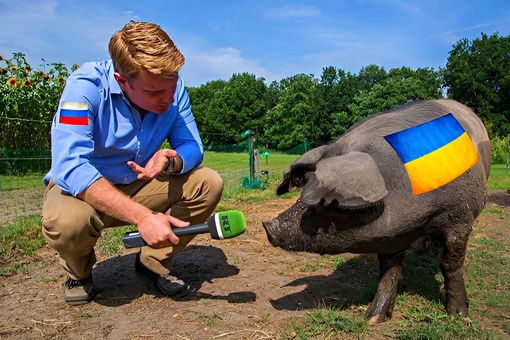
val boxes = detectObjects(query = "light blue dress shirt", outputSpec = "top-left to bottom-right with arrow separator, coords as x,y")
44,60 -> 204,196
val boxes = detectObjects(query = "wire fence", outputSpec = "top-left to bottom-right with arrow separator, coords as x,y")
0,115 -> 310,192
0,148 -> 51,176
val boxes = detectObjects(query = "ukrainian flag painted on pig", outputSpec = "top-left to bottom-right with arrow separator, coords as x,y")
384,113 -> 478,195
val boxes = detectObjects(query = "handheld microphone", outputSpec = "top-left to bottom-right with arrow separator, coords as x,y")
122,210 -> 246,248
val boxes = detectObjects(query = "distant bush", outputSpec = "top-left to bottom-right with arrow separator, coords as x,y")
490,135 -> 510,165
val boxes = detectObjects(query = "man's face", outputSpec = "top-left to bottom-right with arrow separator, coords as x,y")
114,69 -> 178,114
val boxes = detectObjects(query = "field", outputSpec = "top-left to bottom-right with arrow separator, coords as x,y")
0,152 -> 509,339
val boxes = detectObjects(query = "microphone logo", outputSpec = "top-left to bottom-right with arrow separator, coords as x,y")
221,215 -> 231,233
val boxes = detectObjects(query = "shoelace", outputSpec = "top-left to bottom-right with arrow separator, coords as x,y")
64,277 -> 83,289
161,273 -> 179,282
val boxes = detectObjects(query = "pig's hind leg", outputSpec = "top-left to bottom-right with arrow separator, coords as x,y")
365,252 -> 405,323
439,224 -> 471,322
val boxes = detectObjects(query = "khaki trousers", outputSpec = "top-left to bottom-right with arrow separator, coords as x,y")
41,167 -> 223,280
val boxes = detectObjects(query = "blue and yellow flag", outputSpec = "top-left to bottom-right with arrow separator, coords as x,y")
384,113 -> 478,195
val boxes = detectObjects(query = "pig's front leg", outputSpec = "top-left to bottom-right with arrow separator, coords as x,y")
365,252 -> 404,323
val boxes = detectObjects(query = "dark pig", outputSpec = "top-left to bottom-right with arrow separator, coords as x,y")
262,99 -> 491,323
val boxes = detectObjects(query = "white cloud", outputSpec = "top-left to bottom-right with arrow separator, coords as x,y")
264,5 -> 321,20
180,44 -> 272,86
2,0 -> 508,87
0,0 -> 135,68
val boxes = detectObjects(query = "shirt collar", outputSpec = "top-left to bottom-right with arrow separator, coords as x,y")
107,60 -> 123,95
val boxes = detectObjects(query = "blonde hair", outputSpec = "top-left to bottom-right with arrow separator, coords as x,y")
108,21 -> 185,79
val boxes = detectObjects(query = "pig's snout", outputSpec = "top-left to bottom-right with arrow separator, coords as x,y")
262,219 -> 279,245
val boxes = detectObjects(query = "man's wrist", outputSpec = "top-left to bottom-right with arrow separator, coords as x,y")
172,155 -> 182,173
159,155 -> 182,177
162,157 -> 175,174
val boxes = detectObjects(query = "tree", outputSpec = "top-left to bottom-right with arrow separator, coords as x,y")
442,32 -> 510,137
187,79 -> 228,145
317,66 -> 361,143
262,74 -> 320,150
320,66 -> 382,140
357,64 -> 387,91
347,66 -> 442,121
187,73 -> 268,146
221,73 -> 268,143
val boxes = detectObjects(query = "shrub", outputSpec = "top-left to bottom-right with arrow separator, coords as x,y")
490,135 -> 510,165
0,52 -> 76,150
0,53 -> 77,174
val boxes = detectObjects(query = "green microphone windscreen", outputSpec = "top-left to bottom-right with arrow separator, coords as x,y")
209,210 -> 246,239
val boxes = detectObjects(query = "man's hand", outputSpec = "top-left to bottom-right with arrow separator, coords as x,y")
127,149 -> 176,180
78,177 -> 190,249
136,211 -> 190,247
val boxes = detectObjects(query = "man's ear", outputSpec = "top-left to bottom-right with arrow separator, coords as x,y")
113,72 -> 128,91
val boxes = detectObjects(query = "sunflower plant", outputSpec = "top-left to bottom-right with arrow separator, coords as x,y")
0,52 -> 77,174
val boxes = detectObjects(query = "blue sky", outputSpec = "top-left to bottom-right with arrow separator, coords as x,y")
1,0 -> 509,87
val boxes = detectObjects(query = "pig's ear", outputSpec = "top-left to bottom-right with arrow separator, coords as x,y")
276,145 -> 328,195
300,152 -> 388,208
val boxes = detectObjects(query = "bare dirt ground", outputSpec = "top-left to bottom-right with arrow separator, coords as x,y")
1,189 -> 510,339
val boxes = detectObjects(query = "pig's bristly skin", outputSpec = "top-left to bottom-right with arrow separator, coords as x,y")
262,99 -> 491,324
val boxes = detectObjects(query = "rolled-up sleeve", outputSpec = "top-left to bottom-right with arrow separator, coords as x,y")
49,77 -> 103,196
168,79 -> 204,174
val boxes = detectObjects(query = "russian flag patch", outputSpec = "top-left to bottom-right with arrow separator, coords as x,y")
59,102 -> 88,125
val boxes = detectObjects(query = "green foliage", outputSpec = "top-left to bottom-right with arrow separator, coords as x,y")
0,148 -> 51,176
318,67 -> 361,141
188,73 -> 269,145
0,53 -> 75,150
186,63 -> 448,151
442,32 -> 510,137
263,74 -> 321,149
0,53 -> 78,175
4,31 -> 510,160
347,66 -> 443,119
490,135 -> 510,165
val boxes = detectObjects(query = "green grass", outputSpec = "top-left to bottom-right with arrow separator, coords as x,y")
201,151 -> 299,208
0,215 -> 45,275
0,174 -> 45,191
1,155 -> 509,339
2,154 -> 507,193
487,164 -> 510,190
0,151 -> 299,267
284,307 -> 369,339
279,204 -> 510,339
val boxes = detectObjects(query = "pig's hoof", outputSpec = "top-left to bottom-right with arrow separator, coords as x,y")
367,314 -> 386,324
448,313 -> 470,325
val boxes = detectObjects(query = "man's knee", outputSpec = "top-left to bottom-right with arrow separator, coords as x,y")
197,167 -> 224,203
204,168 -> 224,194
42,194 -> 102,249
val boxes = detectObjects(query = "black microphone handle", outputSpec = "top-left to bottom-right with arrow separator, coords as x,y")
172,222 -> 209,236
122,222 -> 211,248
